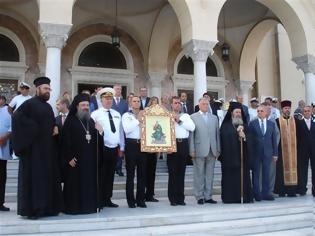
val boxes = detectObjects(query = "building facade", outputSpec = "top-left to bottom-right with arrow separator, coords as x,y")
0,0 -> 314,109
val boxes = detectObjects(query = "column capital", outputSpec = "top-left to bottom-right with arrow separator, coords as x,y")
39,22 -> 72,49
183,39 -> 218,62
292,54 -> 315,74
148,71 -> 167,87
235,80 -> 255,93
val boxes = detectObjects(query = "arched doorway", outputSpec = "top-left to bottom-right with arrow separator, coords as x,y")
70,35 -> 136,98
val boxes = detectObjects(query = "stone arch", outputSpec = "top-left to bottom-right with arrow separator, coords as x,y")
62,24 -> 145,96
256,0 -> 315,58
240,19 -> 279,82
0,26 -> 26,63
72,35 -> 134,71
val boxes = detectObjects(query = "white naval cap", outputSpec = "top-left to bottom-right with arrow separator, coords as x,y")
97,87 -> 115,100
250,97 -> 259,103
19,82 -> 31,89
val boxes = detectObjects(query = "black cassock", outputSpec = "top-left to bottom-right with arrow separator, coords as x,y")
12,96 -> 62,217
61,116 -> 102,214
219,121 -> 253,203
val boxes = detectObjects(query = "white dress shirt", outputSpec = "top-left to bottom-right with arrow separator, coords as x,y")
122,112 -> 140,139
259,118 -> 267,134
91,107 -> 125,150
304,118 -> 311,130
175,113 -> 195,138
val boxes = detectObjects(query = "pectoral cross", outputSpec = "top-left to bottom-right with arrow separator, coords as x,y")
86,131 -> 91,144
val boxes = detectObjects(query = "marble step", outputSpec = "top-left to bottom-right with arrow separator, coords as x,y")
4,186 -> 222,203
0,196 -> 313,235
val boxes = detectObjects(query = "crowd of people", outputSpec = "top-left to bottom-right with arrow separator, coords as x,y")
0,76 -> 314,220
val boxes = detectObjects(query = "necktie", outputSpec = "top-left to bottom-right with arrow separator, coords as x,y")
202,113 -> 208,124
260,119 -> 265,135
108,110 -> 116,133
183,103 -> 187,113
61,114 -> 66,126
116,97 -> 120,105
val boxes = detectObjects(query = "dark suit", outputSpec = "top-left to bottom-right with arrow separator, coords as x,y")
112,98 -> 129,115
55,115 -> 63,135
181,101 -> 194,115
248,119 -> 278,198
140,97 -> 150,110
111,97 -> 129,175
90,95 -> 98,112
297,118 -> 315,196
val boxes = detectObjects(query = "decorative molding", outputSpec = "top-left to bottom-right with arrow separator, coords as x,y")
292,54 -> 315,74
0,61 -> 28,81
39,22 -> 72,49
183,39 -> 218,62
69,66 -> 136,98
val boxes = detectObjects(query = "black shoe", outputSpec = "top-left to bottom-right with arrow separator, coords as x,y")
0,205 -> 10,211
205,199 -> 217,204
128,204 -> 136,208
137,202 -> 147,208
104,201 -> 119,208
262,195 -> 275,201
146,197 -> 159,202
27,215 -> 38,220
299,192 -> 306,196
254,196 -> 262,202
170,202 -> 177,206
197,199 -> 204,205
287,194 -> 297,197
116,171 -> 124,176
279,193 -> 286,197
177,201 -> 186,206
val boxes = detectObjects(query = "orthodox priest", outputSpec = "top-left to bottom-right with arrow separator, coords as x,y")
12,77 -> 62,219
219,102 -> 253,203
274,100 -> 298,197
61,94 -> 103,214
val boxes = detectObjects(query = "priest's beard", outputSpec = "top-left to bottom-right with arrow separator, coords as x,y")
232,116 -> 243,128
76,109 -> 90,121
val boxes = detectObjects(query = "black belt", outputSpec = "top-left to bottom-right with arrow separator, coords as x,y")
126,138 -> 141,143
176,138 -> 188,143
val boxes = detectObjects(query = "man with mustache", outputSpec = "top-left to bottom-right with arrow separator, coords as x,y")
12,77 -> 62,219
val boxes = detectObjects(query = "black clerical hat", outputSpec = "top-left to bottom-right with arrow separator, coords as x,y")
33,77 -> 51,87
280,100 -> 292,108
229,102 -> 243,111
68,94 -> 90,117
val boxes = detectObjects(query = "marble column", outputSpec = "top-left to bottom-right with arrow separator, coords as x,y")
292,54 -> 315,105
39,23 -> 72,113
184,40 -> 217,106
148,71 -> 166,99
235,80 -> 255,106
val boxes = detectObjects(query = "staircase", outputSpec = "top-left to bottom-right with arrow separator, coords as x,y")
2,159 -> 314,236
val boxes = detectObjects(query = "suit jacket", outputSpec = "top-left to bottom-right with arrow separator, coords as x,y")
248,119 -> 278,161
297,118 -> 315,157
242,104 -> 250,124
55,115 -> 63,135
189,112 -> 220,158
140,97 -> 150,110
112,97 -> 129,115
181,101 -> 194,115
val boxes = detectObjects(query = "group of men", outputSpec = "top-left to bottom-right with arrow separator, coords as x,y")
0,76 -> 314,220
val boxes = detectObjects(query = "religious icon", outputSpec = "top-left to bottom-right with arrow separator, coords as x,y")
141,104 -> 176,152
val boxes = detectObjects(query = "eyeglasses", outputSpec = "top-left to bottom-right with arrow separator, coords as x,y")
257,110 -> 264,112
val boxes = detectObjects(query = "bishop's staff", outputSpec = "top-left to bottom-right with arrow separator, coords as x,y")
95,121 -> 103,213
237,125 -> 245,204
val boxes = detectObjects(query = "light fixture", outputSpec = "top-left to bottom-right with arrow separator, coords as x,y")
111,0 -> 120,48
221,6 -> 230,61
